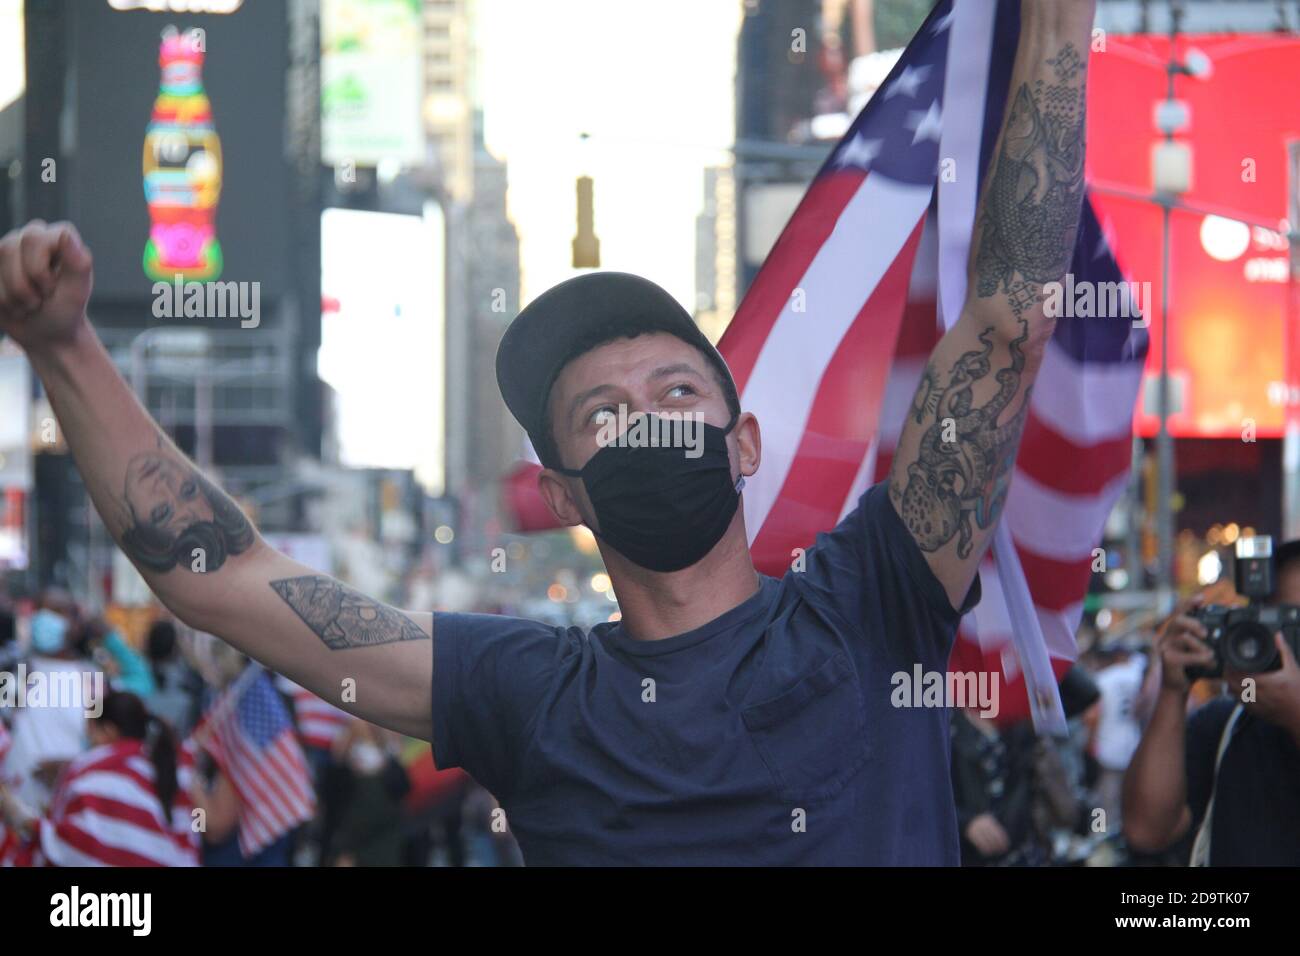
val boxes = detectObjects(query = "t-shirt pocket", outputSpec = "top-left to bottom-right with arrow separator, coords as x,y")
741,651 -> 869,804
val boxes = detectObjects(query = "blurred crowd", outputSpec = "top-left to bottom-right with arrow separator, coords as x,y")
0,592 -> 522,867
952,541 -> 1300,868
3,548 -> 1297,868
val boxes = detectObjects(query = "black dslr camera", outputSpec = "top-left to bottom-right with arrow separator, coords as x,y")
1188,535 -> 1300,678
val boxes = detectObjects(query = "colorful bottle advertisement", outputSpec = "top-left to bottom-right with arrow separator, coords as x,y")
142,26 -> 223,282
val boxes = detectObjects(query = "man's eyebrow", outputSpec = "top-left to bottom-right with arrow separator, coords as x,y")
567,383 -> 619,427
649,363 -> 706,382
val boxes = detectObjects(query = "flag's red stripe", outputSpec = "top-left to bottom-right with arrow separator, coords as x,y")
720,171 -> 866,393
1016,411 -> 1134,496
229,731 -> 305,838
895,295 -> 941,357
749,217 -> 926,573
947,638 -> 1074,725
872,449 -> 894,485
1014,544 -> 1095,614
62,792 -> 170,838
52,817 -> 172,867
227,730 -> 297,839
268,737 -> 315,813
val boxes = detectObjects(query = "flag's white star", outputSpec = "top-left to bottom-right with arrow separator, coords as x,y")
885,64 -> 932,99
930,8 -> 956,35
834,133 -> 883,168
905,101 -> 943,144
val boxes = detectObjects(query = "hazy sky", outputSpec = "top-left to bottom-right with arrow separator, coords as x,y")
477,0 -> 742,313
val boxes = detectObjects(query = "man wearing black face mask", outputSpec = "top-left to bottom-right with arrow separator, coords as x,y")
0,0 -> 1096,865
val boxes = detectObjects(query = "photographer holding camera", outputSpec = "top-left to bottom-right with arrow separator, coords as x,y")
1123,539 -> 1300,866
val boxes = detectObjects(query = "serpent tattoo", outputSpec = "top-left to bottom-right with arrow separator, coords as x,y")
892,324 -> 1031,558
270,575 -> 428,650
117,450 -> 255,573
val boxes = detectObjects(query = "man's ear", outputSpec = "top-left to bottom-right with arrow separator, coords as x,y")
733,411 -> 760,478
537,469 -> 587,528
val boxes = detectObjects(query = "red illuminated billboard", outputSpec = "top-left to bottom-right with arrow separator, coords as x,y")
1086,34 -> 1300,439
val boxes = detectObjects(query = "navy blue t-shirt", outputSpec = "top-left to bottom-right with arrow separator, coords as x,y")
430,481 -> 980,865
1183,697 -> 1300,866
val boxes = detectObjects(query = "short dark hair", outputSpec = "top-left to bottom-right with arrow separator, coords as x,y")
536,319 -> 741,470
147,620 -> 178,662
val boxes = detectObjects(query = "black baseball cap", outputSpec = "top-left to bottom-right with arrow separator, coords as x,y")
495,271 -> 736,468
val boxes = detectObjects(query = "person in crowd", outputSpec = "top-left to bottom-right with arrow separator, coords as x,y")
328,720 -> 409,866
952,712 -> 1079,866
79,615 -> 155,698
952,664 -> 1098,867
0,603 -> 19,672
399,741 -> 472,866
1123,540 -> 1300,866
0,689 -> 198,866
1090,639 -> 1147,829
952,706 -> 1032,865
144,618 -> 202,736
189,759 -> 293,867
3,602 -> 94,813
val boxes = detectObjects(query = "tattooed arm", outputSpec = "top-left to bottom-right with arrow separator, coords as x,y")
888,0 -> 1095,609
0,222 -> 433,739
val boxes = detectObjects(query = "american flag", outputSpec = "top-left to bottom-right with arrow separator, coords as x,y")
719,0 -> 1147,731
274,674 -> 351,752
25,740 -> 200,867
191,666 -> 315,857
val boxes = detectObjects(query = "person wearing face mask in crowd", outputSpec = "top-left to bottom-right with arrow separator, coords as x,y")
327,720 -> 409,867
3,600 -> 99,815
0,0 -> 1101,862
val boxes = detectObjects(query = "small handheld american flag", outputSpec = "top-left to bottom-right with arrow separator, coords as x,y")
190,665 -> 316,858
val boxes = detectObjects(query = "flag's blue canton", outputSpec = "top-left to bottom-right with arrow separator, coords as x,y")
238,672 -> 292,748
821,0 -> 953,187
1054,201 -> 1153,365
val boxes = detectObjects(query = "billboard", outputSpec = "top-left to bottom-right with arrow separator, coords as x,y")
319,205 -> 445,492
0,343 -> 31,570
320,0 -> 423,167
1087,34 -> 1300,439
66,0 -> 290,303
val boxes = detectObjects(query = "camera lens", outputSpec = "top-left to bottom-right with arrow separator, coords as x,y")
1223,620 -> 1280,673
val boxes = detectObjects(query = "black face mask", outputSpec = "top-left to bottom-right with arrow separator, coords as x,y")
556,411 -> 745,573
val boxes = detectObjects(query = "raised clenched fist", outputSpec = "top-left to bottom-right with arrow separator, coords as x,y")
0,220 -> 95,352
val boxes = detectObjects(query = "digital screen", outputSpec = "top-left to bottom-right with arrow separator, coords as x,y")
1087,34 -> 1300,439
67,0 -> 289,303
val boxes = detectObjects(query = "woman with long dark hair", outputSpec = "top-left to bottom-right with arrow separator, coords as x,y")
0,690 -> 199,866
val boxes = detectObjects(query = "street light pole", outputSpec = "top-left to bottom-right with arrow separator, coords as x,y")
1284,140 -> 1300,541
1153,0 -> 1188,614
